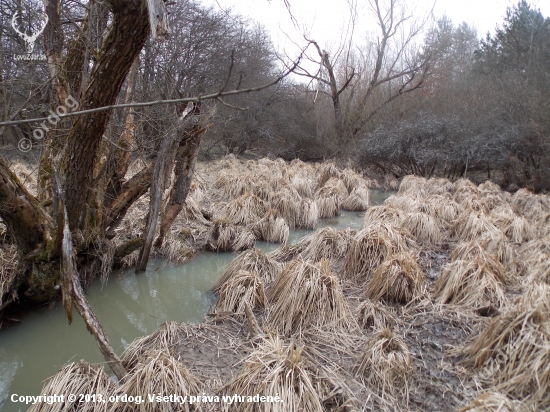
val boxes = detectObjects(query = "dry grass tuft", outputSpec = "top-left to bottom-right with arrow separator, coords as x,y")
398,175 -> 426,194
214,270 -> 265,317
121,321 -> 184,369
451,212 -> 502,241
271,189 -> 302,229
0,245 -> 18,307
315,181 -> 346,218
434,255 -> 511,307
342,223 -> 411,281
299,227 -> 353,262
291,176 -> 314,198
356,328 -> 413,397
216,192 -> 267,226
113,350 -> 200,412
267,259 -> 352,334
366,252 -> 424,304
253,209 -> 289,244
222,335 -> 324,412
292,198 -> 317,230
356,299 -> 395,330
207,220 -> 256,252
461,304 -> 550,409
29,361 -> 115,412
385,194 -> 419,213
503,216 -> 534,243
216,248 -> 282,289
213,172 -> 250,199
459,392 -> 519,412
317,163 -> 342,188
342,185 -> 370,211
362,205 -> 404,228
401,212 -> 442,246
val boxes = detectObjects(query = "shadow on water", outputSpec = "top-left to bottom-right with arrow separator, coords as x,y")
0,190 -> 393,411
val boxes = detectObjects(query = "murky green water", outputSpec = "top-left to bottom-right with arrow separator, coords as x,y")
0,190 -> 391,412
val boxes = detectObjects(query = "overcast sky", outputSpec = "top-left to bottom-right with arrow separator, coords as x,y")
209,0 -> 550,53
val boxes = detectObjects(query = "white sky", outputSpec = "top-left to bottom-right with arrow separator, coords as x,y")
208,0 -> 550,53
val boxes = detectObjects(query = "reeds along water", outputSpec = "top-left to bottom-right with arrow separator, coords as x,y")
17,155 -> 550,411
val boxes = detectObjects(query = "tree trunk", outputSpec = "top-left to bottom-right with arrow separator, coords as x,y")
60,0 -> 150,230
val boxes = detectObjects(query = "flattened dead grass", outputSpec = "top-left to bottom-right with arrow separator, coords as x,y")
112,350 -> 200,412
356,328 -> 412,398
222,336 -> 324,412
29,361 -> 115,412
461,304 -> 550,409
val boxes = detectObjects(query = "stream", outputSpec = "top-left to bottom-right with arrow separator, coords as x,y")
0,191 -> 392,412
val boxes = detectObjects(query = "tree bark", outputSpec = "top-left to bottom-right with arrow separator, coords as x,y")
61,0 -> 150,230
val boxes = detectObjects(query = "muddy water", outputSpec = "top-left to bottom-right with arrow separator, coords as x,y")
0,190 -> 392,412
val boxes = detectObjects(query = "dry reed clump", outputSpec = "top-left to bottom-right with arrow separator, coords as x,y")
251,180 -> 273,202
460,304 -> 550,409
398,175 -> 427,194
213,172 -> 250,199
271,189 -> 302,229
528,257 -> 550,284
0,245 -> 18,307
222,335 -> 324,412
206,220 -> 256,252
450,237 -> 517,273
121,321 -> 184,369
362,205 -> 404,229
314,178 -> 347,219
434,254 -> 512,307
454,178 -> 480,195
342,223 -> 411,281
266,259 -> 352,334
298,227 -> 353,262
216,248 -> 282,289
478,181 -> 502,194
155,232 -> 195,263
28,361 -> 115,412
427,177 -> 454,194
291,176 -> 314,198
253,209 -> 289,244
451,212 -> 502,241
366,252 -> 424,304
295,198 -> 319,230
317,163 -> 342,188
459,195 -> 490,214
214,270 -> 265,317
385,194 -> 419,213
459,392 -> 519,412
177,197 -> 209,225
503,216 -> 534,243
341,185 -> 370,211
401,212 -> 442,246
356,299 -> 395,330
384,175 -> 401,191
356,328 -> 412,398
216,193 -> 267,226
112,350 -> 200,412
